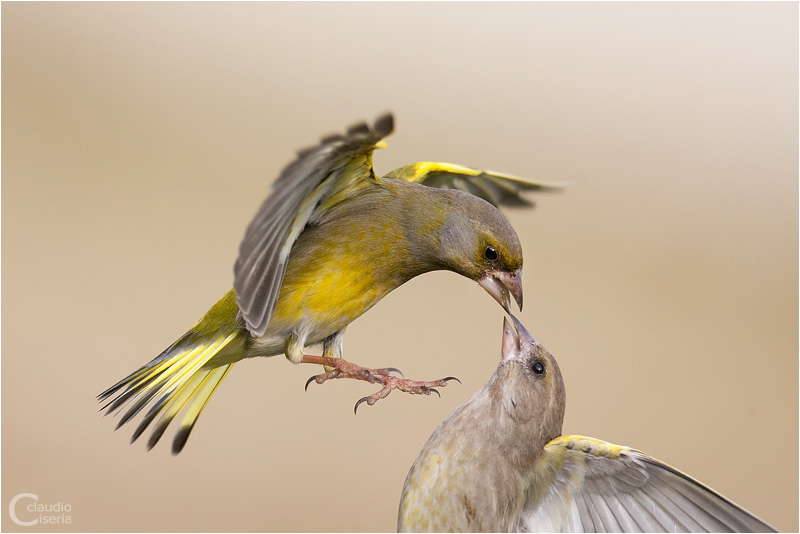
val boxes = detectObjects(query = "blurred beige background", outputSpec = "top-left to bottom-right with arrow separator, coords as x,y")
2,2 -> 797,532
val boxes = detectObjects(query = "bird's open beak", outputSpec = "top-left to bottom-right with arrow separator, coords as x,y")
502,314 -> 535,361
478,268 -> 523,313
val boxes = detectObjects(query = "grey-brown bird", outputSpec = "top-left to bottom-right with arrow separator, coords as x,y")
398,316 -> 777,533
99,114 -> 556,454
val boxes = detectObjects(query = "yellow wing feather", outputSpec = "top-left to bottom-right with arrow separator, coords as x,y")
383,161 -> 562,207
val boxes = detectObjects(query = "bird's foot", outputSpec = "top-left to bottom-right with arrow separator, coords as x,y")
351,374 -> 461,414
300,355 -> 460,413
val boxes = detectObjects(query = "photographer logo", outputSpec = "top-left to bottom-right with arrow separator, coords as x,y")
9,494 -> 72,527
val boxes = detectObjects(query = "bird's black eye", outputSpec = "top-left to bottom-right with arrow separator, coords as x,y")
531,361 -> 545,376
484,245 -> 498,261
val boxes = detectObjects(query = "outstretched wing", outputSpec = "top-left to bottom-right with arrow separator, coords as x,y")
234,114 -> 394,337
519,435 -> 776,533
383,161 -> 561,207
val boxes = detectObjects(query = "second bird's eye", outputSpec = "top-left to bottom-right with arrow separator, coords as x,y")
531,361 -> 545,375
484,245 -> 498,261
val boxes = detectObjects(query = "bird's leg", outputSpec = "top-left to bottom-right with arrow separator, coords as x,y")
301,355 -> 398,383
300,355 -> 460,413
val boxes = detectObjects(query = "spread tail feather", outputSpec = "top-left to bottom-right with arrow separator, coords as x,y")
98,333 -> 238,454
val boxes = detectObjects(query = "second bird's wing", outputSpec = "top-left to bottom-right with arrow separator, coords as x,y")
383,161 -> 561,207
518,435 -> 776,533
234,114 -> 394,337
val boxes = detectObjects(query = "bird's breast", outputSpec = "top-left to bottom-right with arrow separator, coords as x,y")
264,214 -> 415,340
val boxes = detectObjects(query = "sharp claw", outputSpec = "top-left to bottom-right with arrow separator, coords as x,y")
354,396 -> 370,415
304,376 -> 317,391
303,359 -> 455,410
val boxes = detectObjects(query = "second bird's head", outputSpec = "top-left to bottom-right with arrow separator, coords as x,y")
493,314 -> 566,447
433,189 -> 524,313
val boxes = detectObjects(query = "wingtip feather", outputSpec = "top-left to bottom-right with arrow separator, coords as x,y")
373,112 -> 394,137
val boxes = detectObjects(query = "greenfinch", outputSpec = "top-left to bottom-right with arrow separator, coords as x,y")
99,114 -> 554,454
398,316 -> 776,533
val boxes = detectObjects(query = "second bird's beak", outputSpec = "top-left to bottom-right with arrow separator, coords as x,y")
478,268 -> 523,313
502,314 -> 536,361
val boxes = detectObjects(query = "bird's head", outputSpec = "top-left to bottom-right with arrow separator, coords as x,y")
492,315 -> 565,446
435,190 -> 524,313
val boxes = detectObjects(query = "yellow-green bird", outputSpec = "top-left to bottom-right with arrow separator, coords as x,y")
99,114 -> 555,454
398,315 -> 777,533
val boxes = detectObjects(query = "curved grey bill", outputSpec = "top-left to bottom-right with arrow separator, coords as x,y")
478,268 -> 523,313
501,313 -> 535,360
